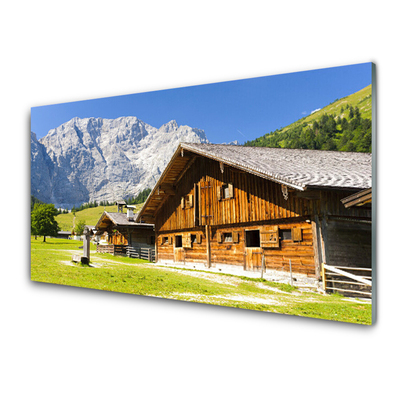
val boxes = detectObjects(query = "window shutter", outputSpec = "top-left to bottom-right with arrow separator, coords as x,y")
183,232 -> 192,248
228,183 -> 234,198
197,233 -> 202,244
181,197 -> 185,209
292,227 -> 302,242
233,231 -> 239,243
217,232 -> 223,243
260,226 -> 279,248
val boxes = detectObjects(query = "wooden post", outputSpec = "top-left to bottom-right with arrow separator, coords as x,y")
311,217 -> 321,279
261,254 -> 265,279
205,225 -> 211,268
155,232 -> 158,263
82,226 -> 90,264
321,263 -> 327,292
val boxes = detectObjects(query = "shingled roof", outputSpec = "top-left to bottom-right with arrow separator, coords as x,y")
182,143 -> 372,190
95,212 -> 153,233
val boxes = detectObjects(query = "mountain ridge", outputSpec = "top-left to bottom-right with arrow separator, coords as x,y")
31,116 -> 209,208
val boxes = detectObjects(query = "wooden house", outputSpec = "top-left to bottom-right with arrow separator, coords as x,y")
137,143 -> 372,287
95,208 -> 155,255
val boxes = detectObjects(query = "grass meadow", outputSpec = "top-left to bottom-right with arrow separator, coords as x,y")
31,237 -> 372,325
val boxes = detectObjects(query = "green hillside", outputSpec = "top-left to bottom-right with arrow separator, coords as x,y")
245,85 -> 372,152
56,203 -> 145,232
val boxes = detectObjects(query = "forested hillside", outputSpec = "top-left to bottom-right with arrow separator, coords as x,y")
245,85 -> 372,152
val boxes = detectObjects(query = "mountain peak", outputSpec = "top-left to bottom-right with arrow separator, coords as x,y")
160,120 -> 178,133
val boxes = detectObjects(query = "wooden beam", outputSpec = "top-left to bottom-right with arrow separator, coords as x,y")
205,225 -> 211,268
176,156 -> 197,185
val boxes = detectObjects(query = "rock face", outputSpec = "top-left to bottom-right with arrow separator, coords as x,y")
31,117 -> 209,208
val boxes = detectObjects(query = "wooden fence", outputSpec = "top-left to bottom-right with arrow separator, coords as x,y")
96,244 -> 127,256
127,246 -> 156,262
322,263 -> 372,298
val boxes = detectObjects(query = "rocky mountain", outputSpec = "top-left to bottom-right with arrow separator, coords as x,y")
31,117 -> 209,208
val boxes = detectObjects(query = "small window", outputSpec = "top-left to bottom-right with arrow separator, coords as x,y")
162,236 -> 169,245
191,234 -> 197,244
246,230 -> 260,247
280,229 -> 292,241
181,194 -> 193,209
224,232 -> 233,242
175,235 -> 182,248
218,183 -> 234,200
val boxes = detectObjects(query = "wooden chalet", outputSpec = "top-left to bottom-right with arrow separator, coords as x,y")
95,207 -> 155,255
137,143 -> 372,290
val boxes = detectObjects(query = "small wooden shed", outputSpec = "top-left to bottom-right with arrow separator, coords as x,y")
95,210 -> 155,254
137,143 -> 372,290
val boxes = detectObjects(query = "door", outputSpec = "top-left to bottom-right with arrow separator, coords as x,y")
244,229 -> 262,270
174,248 -> 185,263
245,248 -> 263,270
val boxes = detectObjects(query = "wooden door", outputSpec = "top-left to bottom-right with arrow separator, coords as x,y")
199,181 -> 213,226
245,248 -> 263,271
174,248 -> 185,263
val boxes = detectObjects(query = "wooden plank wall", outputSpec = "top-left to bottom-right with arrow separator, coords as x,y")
157,221 -> 315,276
324,219 -> 371,268
156,157 -> 316,231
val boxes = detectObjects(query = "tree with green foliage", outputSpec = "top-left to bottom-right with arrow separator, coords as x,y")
126,188 -> 152,205
30,195 -> 44,211
31,203 -> 59,242
74,219 -> 87,235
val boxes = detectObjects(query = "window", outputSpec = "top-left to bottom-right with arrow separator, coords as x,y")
280,229 -> 292,241
162,236 -> 169,245
175,235 -> 182,248
224,232 -> 233,242
181,194 -> 193,209
217,183 -> 234,200
191,234 -> 197,244
246,230 -> 260,247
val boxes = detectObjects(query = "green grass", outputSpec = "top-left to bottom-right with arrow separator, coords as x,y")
56,203 -> 144,231
30,238 -> 372,325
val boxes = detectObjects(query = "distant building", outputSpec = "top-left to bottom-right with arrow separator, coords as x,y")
95,203 -> 154,255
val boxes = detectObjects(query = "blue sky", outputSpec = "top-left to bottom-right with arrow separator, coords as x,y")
31,62 -> 372,144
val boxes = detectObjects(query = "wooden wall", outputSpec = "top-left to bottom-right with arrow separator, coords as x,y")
155,157 -> 370,232
107,227 -> 155,247
157,220 -> 315,276
324,218 -> 371,268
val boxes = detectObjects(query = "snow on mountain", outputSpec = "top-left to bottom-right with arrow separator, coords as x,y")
31,117 -> 209,208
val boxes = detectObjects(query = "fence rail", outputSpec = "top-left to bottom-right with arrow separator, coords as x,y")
322,263 -> 372,298
96,244 -> 155,262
